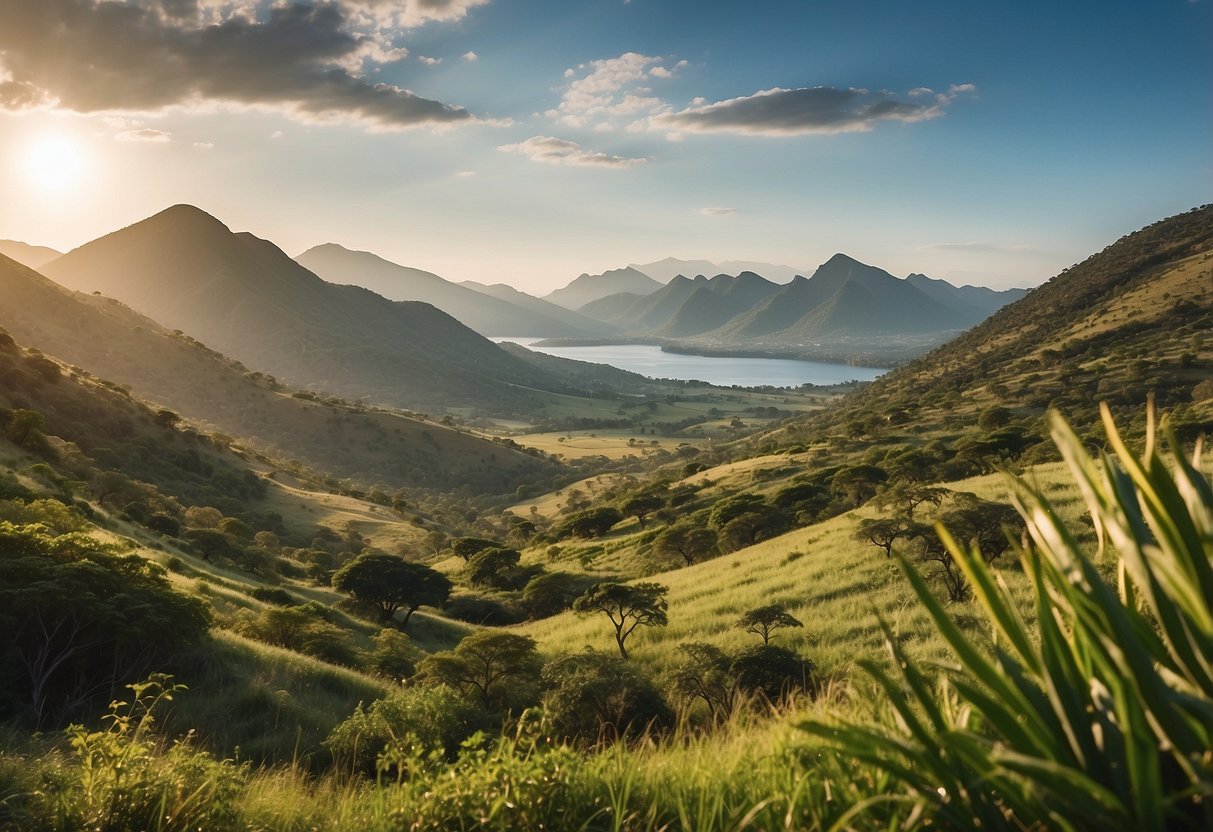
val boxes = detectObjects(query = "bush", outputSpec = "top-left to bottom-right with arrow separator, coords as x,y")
540,652 -> 673,745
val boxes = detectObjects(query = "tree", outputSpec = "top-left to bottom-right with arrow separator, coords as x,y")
573,582 -> 669,659
621,494 -> 665,528
541,652 -> 672,743
730,644 -> 815,703
717,505 -> 789,551
418,631 -> 541,710
522,571 -> 584,619
876,482 -> 948,519
184,528 -> 240,563
737,604 -> 804,645
562,507 -> 622,539
652,524 -> 717,567
670,642 -> 738,722
941,495 -> 1025,565
708,493 -> 767,529
0,522 -> 210,726
451,536 -> 499,560
332,553 -> 451,627
854,517 -> 910,558
466,546 -> 521,588
4,409 -> 49,450
906,522 -> 969,602
830,464 -> 888,506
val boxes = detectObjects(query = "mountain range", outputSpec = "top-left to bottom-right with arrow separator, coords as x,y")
40,205 -> 605,415
630,257 -> 807,284
296,243 -> 617,338
0,239 -> 61,269
543,267 -> 664,310
571,254 -> 1027,358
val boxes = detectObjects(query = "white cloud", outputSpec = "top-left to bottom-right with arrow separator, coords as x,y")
463,51 -> 479,61
455,169 -> 477,177
115,128 -> 172,142
192,141 -> 215,150
498,135 -> 646,168
699,206 -> 737,216
547,52 -> 683,129
418,55 -> 442,66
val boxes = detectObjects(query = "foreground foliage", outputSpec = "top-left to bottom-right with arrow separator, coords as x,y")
805,405 -> 1213,829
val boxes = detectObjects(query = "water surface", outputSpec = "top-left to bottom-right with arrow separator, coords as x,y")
496,339 -> 884,388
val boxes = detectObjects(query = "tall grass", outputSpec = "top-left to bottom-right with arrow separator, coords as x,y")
803,404 -> 1213,829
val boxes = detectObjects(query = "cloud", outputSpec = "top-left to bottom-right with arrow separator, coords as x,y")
455,169 -> 477,177
462,50 -> 479,61
0,0 -> 480,130
115,128 -> 172,142
547,52 -> 685,129
192,141 -> 215,150
418,55 -> 442,65
654,84 -> 975,136
699,206 -> 737,216
497,135 -> 646,168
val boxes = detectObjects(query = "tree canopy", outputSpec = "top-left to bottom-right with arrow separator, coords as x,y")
332,553 -> 451,626
573,582 -> 668,659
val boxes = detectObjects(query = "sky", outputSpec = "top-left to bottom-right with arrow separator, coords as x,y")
0,0 -> 1209,293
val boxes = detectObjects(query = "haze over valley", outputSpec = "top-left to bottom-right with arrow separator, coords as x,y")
0,1 -> 1210,830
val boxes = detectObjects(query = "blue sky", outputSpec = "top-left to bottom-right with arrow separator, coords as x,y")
0,0 -> 1208,292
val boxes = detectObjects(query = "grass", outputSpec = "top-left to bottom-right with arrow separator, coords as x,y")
518,464 -> 1082,681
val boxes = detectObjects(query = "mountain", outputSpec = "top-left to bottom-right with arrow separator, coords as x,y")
458,280 -> 620,335
297,244 -> 615,337
544,267 -> 663,310
41,205 -> 587,415
0,239 -> 61,269
584,271 -> 783,337
784,205 -> 1213,443
905,274 -> 1028,324
705,254 -> 977,345
631,257 -> 806,284
0,252 -> 561,492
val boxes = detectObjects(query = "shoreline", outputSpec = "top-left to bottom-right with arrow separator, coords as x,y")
512,336 -> 901,370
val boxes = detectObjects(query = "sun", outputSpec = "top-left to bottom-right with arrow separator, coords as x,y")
20,133 -> 89,193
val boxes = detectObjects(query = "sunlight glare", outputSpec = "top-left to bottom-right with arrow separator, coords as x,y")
21,133 -> 89,193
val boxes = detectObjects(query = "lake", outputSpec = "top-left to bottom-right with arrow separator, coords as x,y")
495,338 -> 885,388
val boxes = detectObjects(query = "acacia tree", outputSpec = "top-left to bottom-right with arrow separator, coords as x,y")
737,604 -> 803,645
670,642 -> 738,722
622,494 -> 665,528
418,631 -> 540,709
332,553 -> 451,626
573,582 -> 668,659
652,524 -> 717,566
854,517 -> 910,559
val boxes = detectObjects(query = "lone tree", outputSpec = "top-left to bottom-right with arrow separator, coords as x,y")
621,494 -> 665,528
854,517 -> 910,559
737,604 -> 803,645
332,553 -> 451,627
652,524 -> 717,566
451,537 -> 499,560
573,581 -> 669,659
418,630 -> 541,710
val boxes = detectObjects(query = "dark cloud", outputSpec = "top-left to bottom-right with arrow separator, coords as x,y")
0,0 -> 474,129
658,85 -> 972,136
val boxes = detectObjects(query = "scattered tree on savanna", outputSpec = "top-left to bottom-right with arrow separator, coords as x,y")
332,552 -> 452,626
450,536 -> 499,560
875,481 -> 948,519
737,604 -> 804,645
905,522 -> 970,602
521,571 -> 584,618
652,523 -> 718,566
621,493 -> 665,528
541,652 -> 673,744
418,631 -> 541,710
670,642 -> 739,723
465,546 -> 521,588
730,644 -> 816,703
940,493 -> 1025,564
573,581 -> 669,659
854,517 -> 910,558
562,506 -> 623,539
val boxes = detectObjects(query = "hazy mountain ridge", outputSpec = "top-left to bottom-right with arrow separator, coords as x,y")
0,239 -> 61,269
544,266 -> 663,310
40,205 -> 599,414
631,257 -> 807,284
0,252 -> 561,492
297,244 -> 617,337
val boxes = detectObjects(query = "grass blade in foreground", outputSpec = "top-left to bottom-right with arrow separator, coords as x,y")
803,407 -> 1213,830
